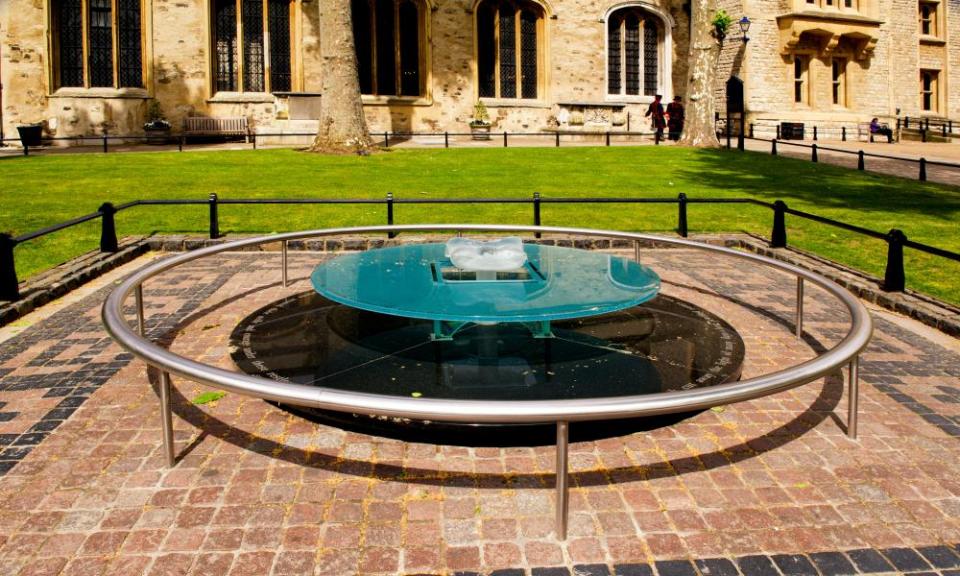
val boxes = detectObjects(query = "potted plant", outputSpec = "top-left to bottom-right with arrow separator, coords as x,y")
469,101 -> 492,141
143,99 -> 171,144
16,122 -> 44,148
711,9 -> 733,41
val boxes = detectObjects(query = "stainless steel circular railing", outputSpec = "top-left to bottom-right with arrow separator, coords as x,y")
102,224 -> 874,539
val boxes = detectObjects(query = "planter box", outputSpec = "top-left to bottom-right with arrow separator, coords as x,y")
470,125 -> 492,141
144,128 -> 171,145
17,124 -> 43,147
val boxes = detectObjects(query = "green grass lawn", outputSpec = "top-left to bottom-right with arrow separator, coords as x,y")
2,146 -> 958,304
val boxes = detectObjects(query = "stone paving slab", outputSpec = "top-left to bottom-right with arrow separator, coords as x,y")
0,248 -> 959,576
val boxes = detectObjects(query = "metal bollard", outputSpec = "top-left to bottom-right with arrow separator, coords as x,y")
99,202 -> 119,253
386,193 -> 396,239
771,200 -> 787,248
811,144 -> 818,163
605,131 -> 610,147
919,158 -> 927,181
858,150 -> 865,170
0,233 -> 19,301
103,133 -> 109,153
813,126 -> 818,141
677,193 -> 688,238
208,193 -> 220,239
771,139 -> 778,156
842,126 -> 847,141
749,123 -> 755,138
882,229 -> 906,292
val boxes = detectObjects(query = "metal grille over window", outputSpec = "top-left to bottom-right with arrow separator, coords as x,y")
353,0 -> 374,94
624,16 -> 640,96
643,19 -> 658,96
55,0 -> 85,88
399,0 -> 420,96
88,0 -> 114,87
242,0 -> 265,92
477,4 -> 496,98
215,0 -> 238,92
117,0 -> 144,88
607,18 -> 621,94
520,10 -> 537,99
499,5 -> 517,99
269,0 -> 292,92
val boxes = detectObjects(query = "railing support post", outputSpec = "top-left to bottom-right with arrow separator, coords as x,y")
444,132 -> 449,148
0,233 -> 19,301
795,277 -> 804,340
386,192 -> 396,239
555,421 -> 569,541
605,131 -> 610,147
919,157 -> 927,181
811,143 -> 818,163
847,356 -> 859,440
159,371 -> 176,467
905,116 -> 910,129
737,131 -> 744,151
135,284 -> 145,336
281,240 -> 288,287
677,193 -> 688,238
99,202 -> 119,253
384,132 -> 389,147
503,131 -> 508,148
842,126 -> 847,141
533,192 -> 542,239
813,126 -> 818,141
103,131 -> 109,154
883,228 -> 906,292
771,139 -> 778,156
555,132 -> 560,147
749,123 -> 754,138
776,124 -> 781,140
857,150 -> 865,170
208,193 -> 220,239
771,200 -> 787,248
178,134 -> 184,152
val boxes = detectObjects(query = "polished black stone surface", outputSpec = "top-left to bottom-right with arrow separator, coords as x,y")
229,292 -> 744,444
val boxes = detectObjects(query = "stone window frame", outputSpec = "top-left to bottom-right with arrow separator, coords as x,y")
473,0 -> 550,105
918,0 -> 941,38
353,0 -> 434,105
791,54 -> 811,107
603,2 -> 673,102
830,57 -> 847,107
799,0 -> 863,16
208,0 -> 303,98
920,69 -> 939,113
46,0 -> 152,95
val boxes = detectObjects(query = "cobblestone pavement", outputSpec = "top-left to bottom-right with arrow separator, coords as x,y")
1,248 -> 959,576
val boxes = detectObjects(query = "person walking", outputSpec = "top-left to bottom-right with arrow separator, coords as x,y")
645,94 -> 666,142
666,96 -> 685,141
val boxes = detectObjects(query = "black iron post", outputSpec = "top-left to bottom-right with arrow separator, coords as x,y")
882,229 -> 906,292
0,233 -> 19,301
503,131 -> 508,147
749,123 -> 755,138
949,120 -> 953,134
904,116 -> 910,129
943,123 -> 948,137
813,126 -> 818,141
677,193 -> 688,238
386,192 -> 396,239
771,200 -> 787,248
811,143 -> 818,163
776,124 -> 781,140
771,139 -> 778,155
919,158 -> 927,181
99,202 -> 119,253
842,126 -> 847,141
252,133 -> 257,149
725,113 -> 731,149
605,131 -> 611,147
384,132 -> 389,147
924,118 -> 930,131
444,132 -> 449,148
922,128 -> 927,143
858,150 -> 865,170
555,132 -> 560,147
103,132 -> 109,154
533,192 -> 542,239
737,131 -> 744,151
208,193 -> 220,239
179,134 -> 184,152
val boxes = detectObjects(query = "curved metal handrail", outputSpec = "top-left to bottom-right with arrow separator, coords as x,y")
101,224 -> 873,539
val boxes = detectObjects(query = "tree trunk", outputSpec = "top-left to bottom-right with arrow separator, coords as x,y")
310,0 -> 374,153
679,0 -> 721,148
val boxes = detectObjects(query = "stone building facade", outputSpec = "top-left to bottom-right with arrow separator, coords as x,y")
0,0 -> 955,142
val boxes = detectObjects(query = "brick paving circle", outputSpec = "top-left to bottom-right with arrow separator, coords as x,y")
0,248 -> 959,576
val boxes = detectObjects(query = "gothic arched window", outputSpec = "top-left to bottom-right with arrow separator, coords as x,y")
476,0 -> 543,100
352,0 -> 425,97
607,7 -> 662,97
213,0 -> 293,93
51,0 -> 144,89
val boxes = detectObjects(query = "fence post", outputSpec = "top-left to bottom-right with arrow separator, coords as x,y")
533,192 -> 542,239
384,132 -> 389,147
555,132 -> 560,147
503,131 -> 508,148
771,200 -> 787,248
882,229 -> 906,292
904,116 -> 910,129
677,193 -> 688,238
737,131 -> 744,151
811,143 -> 818,163
386,192 -> 395,239
444,132 -> 449,148
749,123 -> 754,138
771,139 -> 778,156
924,118 -> 930,131
103,131 -> 109,154
919,157 -> 927,181
857,150 -> 865,170
842,126 -> 847,141
99,202 -> 119,253
943,123 -> 947,137
252,132 -> 257,150
605,131 -> 610,147
949,120 -> 953,134
208,193 -> 220,239
179,134 -> 184,152
813,126 -> 818,141
0,234 -> 18,301
922,128 -> 927,143
776,124 -> 781,140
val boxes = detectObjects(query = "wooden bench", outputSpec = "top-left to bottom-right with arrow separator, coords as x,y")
856,122 -> 893,143
183,117 -> 250,142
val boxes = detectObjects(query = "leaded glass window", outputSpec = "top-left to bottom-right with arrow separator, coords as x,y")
213,0 -> 293,93
51,0 -> 145,89
475,0 -> 543,100
607,7 -> 662,98
351,0 -> 425,97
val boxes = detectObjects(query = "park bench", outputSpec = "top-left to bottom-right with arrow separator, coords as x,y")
183,117 -> 250,142
856,121 -> 892,143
